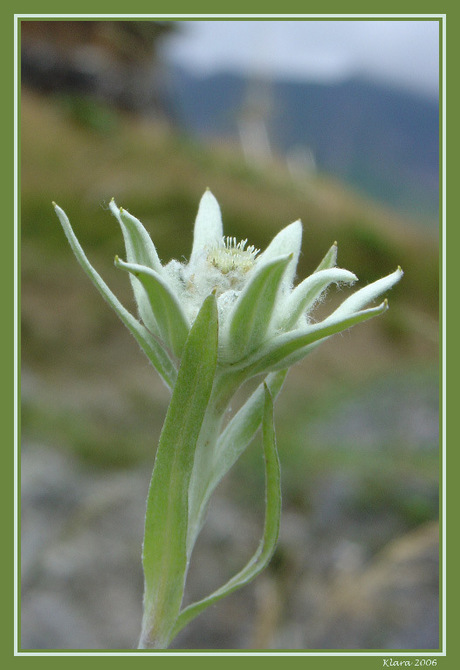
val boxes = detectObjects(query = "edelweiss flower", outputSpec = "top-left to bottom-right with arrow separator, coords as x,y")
53,189 -> 404,649
54,190 -> 403,388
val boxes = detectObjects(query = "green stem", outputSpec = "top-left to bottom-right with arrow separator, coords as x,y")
186,402 -> 226,557
185,368 -> 258,556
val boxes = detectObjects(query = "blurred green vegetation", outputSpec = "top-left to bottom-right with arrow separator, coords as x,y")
21,88 -> 439,533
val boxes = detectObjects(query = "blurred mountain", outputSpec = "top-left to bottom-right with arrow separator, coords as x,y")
20,20 -> 439,222
168,67 -> 439,222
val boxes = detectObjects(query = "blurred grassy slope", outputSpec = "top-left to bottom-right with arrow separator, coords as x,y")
21,89 -> 439,518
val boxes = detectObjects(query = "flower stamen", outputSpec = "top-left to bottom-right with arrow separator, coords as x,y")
207,236 -> 260,275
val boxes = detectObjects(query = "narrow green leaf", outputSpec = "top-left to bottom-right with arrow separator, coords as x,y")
225,254 -> 292,361
109,202 -> 164,336
139,294 -> 218,649
213,370 -> 287,484
115,258 -> 190,358
109,200 -> 163,272
314,241 -> 338,272
187,369 -> 287,552
241,301 -> 389,376
330,267 -> 403,319
170,384 -> 281,643
53,203 -> 177,388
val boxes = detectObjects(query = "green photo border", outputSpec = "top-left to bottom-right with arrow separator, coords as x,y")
7,2 -> 452,668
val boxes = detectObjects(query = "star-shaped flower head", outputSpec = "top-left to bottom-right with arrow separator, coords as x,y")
54,190 -> 403,388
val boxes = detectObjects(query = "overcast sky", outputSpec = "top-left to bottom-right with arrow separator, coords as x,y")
162,20 -> 440,99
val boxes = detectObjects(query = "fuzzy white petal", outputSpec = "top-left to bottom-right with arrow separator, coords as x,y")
281,267 -> 358,330
256,220 -> 302,286
189,190 -> 224,270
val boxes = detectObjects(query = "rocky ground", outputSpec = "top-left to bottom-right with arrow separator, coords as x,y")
20,438 -> 439,651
